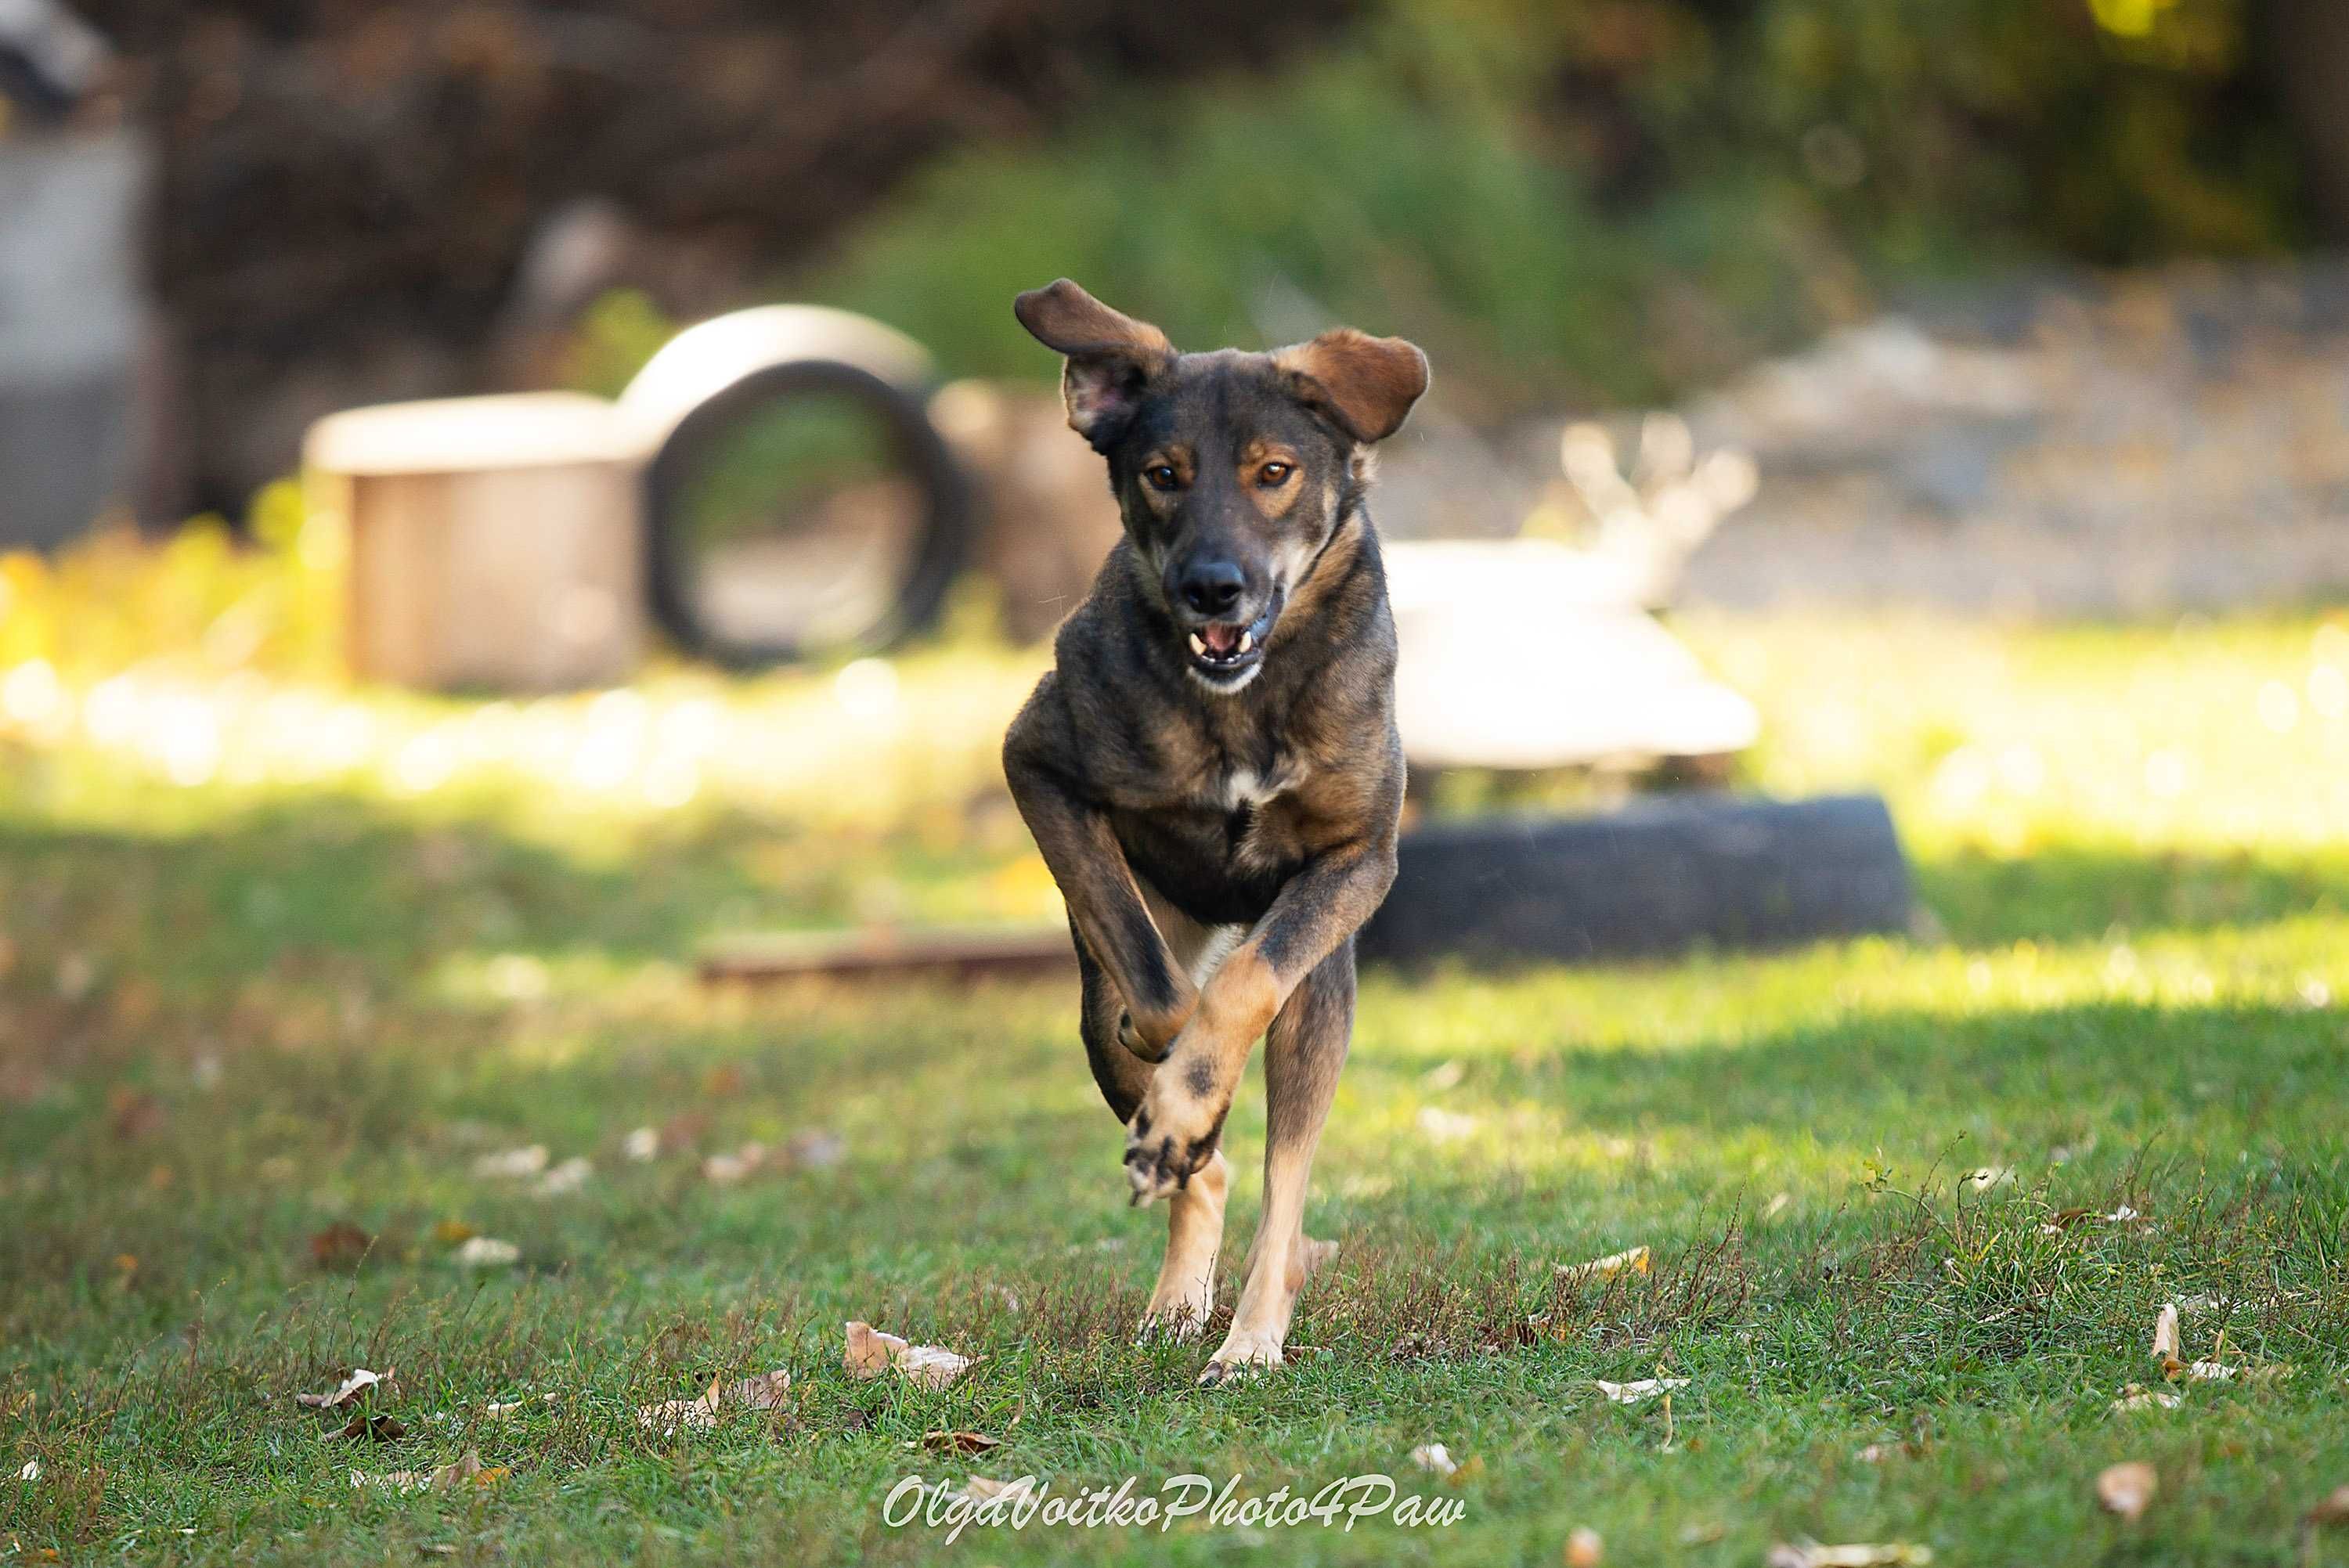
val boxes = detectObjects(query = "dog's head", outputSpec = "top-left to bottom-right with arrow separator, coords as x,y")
1014,279 -> 1427,693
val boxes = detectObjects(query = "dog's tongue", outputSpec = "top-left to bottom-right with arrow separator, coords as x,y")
1200,623 -> 1242,657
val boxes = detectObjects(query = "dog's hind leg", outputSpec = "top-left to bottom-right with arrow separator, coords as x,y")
1198,940 -> 1353,1386
1078,910 -> 1230,1341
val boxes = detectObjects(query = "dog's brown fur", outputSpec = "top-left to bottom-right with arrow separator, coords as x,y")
1001,279 -> 1426,1383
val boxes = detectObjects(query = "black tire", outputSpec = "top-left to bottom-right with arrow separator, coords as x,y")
1359,792 -> 1915,968
640,357 -> 972,669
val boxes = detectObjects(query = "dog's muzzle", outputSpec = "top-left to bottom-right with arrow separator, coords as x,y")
1184,590 -> 1281,687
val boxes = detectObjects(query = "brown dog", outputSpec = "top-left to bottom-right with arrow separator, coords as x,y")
1001,279 -> 1427,1383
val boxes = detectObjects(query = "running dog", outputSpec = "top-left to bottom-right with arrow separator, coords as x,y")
1001,279 -> 1427,1384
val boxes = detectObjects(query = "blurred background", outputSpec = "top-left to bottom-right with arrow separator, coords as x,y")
5,0 -> 2349,962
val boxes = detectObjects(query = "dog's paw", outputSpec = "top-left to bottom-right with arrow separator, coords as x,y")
1123,1085 -> 1224,1208
1196,1328 -> 1283,1387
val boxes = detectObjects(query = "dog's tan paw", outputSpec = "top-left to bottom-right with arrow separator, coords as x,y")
1196,1328 -> 1283,1387
1123,1088 -> 1224,1208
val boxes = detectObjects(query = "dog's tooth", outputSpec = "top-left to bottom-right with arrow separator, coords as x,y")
1189,633 -> 1207,656
1239,629 -> 1254,654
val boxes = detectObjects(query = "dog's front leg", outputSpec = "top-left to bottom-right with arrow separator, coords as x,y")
1123,835 -> 1396,1206
1002,752 -> 1198,1055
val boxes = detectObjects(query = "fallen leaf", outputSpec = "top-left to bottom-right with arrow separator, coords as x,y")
431,1219 -> 477,1245
731,1369 -> 793,1411
309,1223 -> 373,1269
471,1145 -> 549,1180
2111,1382 -> 2182,1412
1557,1246 -> 1651,1286
622,1126 -> 659,1161
843,1321 -> 974,1389
921,1430 -> 1001,1456
2304,1484 -> 2349,1527
1409,1443 -> 1458,1477
1565,1526 -> 1604,1567
297,1369 -> 392,1410
1766,1543 -> 1933,1568
330,1411 -> 408,1442
18,1460 -> 39,1482
451,1237 -> 519,1268
703,1143 -> 767,1184
534,1157 -> 592,1197
2097,1460 -> 2157,1519
636,1378 -> 723,1437
2152,1303 -> 2180,1363
350,1448 -> 496,1494
106,1086 -> 165,1141
634,1369 -> 792,1436
1856,1443 -> 1898,1464
1596,1377 -> 1688,1405
958,1475 -> 1038,1505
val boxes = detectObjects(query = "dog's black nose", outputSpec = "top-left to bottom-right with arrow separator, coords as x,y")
1178,560 -> 1246,616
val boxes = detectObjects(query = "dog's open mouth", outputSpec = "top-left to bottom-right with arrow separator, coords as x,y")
1184,597 -> 1280,684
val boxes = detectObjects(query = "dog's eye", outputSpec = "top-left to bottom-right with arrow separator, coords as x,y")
1145,464 -> 1181,492
1256,462 -> 1293,487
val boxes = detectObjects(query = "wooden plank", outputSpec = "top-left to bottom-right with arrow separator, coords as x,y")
698,925 -> 1076,985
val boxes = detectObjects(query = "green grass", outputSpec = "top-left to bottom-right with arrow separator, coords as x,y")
3,582 -> 2349,1563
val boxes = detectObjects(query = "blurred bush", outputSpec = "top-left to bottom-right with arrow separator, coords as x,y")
0,484 -> 343,682
795,0 -> 2304,415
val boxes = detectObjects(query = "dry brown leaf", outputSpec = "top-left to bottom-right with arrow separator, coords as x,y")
297,1368 -> 392,1410
843,1321 -> 973,1389
350,1447 -> 498,1494
1557,1246 -> 1651,1286
1596,1377 -> 1688,1404
2097,1460 -> 2157,1519
330,1411 -> 408,1442
106,1087 -> 166,1141
534,1157 -> 592,1197
1409,1443 -> 1458,1477
921,1430 -> 1001,1455
2151,1303 -> 2180,1362
451,1236 -> 519,1268
703,1143 -> 767,1184
2304,1483 -> 2349,1527
1565,1525 -> 1604,1567
2111,1382 -> 2182,1412
635,1369 -> 792,1436
1766,1543 -> 1933,1568
309,1222 -> 373,1269
471,1145 -> 548,1180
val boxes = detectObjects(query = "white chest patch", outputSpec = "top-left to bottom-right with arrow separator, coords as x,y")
1221,765 -> 1299,813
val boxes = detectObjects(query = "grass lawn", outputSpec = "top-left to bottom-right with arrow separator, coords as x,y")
3,544 -> 2347,1563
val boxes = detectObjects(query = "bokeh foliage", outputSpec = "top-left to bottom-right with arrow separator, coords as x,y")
795,0 -> 2300,413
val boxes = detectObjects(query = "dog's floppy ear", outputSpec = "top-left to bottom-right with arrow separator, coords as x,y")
1013,279 -> 1175,448
1274,328 -> 1430,444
